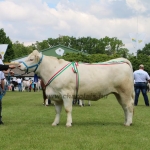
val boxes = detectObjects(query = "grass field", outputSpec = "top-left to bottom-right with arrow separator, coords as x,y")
0,91 -> 150,150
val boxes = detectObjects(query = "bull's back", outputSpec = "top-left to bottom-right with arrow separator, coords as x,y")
77,62 -> 133,96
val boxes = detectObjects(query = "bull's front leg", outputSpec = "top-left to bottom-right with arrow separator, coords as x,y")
52,101 -> 63,126
63,98 -> 73,127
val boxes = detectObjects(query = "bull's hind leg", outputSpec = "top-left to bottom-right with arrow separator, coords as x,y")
115,92 -> 134,126
52,101 -> 63,126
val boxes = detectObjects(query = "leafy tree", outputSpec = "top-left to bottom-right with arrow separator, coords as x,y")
13,41 -> 34,58
129,54 -> 150,73
137,43 -> 150,55
62,53 -> 118,63
116,48 -> 129,58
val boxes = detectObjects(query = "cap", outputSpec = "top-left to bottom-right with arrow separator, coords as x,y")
139,64 -> 144,68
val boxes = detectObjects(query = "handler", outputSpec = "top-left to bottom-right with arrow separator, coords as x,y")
0,64 -> 15,125
134,64 -> 150,106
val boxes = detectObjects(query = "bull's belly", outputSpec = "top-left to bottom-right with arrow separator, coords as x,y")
77,93 -> 108,101
45,85 -> 116,101
77,87 -> 115,100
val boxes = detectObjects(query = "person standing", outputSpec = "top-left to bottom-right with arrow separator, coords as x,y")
0,71 -> 6,124
12,77 -> 17,91
0,55 -> 15,125
29,79 -> 32,92
33,74 -> 38,92
134,64 -> 150,106
17,77 -> 22,92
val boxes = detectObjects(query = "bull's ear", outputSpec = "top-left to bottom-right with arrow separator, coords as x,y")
35,52 -> 42,62
33,50 -> 40,55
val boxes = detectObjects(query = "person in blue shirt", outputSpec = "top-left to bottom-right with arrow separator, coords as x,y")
134,64 -> 150,106
33,74 -> 38,92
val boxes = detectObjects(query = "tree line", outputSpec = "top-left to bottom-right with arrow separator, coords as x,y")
1,28 -> 150,73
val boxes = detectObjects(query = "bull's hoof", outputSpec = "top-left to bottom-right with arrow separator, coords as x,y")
124,122 -> 132,126
66,123 -> 72,127
52,123 -> 59,126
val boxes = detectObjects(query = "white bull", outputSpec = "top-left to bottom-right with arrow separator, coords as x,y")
18,50 -> 134,127
22,80 -> 30,91
22,80 -> 41,92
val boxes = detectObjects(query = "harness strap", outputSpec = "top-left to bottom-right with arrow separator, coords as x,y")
45,62 -> 72,87
81,60 -> 126,65
45,62 -> 79,100
71,62 -> 79,99
75,63 -> 79,100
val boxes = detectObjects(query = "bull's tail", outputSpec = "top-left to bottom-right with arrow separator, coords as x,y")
108,58 -> 133,70
124,59 -> 133,70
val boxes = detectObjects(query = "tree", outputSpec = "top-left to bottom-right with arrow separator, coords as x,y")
102,36 -> 125,55
116,48 -> 129,58
137,43 -> 150,55
0,28 -> 15,62
13,41 -> 30,58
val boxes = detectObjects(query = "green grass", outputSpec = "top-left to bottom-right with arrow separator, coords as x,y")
0,91 -> 150,150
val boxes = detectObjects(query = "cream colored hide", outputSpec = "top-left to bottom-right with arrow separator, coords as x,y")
22,80 -> 30,91
36,80 -> 41,91
18,50 -> 134,127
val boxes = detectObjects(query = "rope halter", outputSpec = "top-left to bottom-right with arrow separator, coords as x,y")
19,54 -> 43,74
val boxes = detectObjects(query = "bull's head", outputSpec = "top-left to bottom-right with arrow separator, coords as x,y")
18,50 -> 43,74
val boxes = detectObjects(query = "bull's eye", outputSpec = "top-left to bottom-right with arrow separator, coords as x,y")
30,59 -> 33,61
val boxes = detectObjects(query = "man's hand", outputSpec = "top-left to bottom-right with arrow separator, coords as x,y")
9,65 -> 16,69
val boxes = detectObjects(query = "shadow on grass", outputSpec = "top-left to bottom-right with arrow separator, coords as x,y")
134,105 -> 149,107
72,120 -> 124,127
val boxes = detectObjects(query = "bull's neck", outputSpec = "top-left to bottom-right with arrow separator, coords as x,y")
35,56 -> 68,85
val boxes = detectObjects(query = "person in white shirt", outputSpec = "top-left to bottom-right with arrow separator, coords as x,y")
133,64 -> 150,106
17,78 -> 22,92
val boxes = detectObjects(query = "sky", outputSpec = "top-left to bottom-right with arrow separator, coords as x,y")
0,0 -> 150,55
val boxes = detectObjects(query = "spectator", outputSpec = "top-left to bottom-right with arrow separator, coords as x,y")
134,64 -> 150,106
17,77 -> 22,92
0,56 -> 15,125
33,74 -> 38,92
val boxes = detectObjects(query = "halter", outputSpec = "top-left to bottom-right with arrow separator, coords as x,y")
19,54 -> 43,74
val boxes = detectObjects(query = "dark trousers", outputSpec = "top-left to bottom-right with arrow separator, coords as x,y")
18,83 -> 22,91
12,86 -> 14,91
0,100 -> 2,121
134,83 -> 149,106
34,84 -> 36,92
